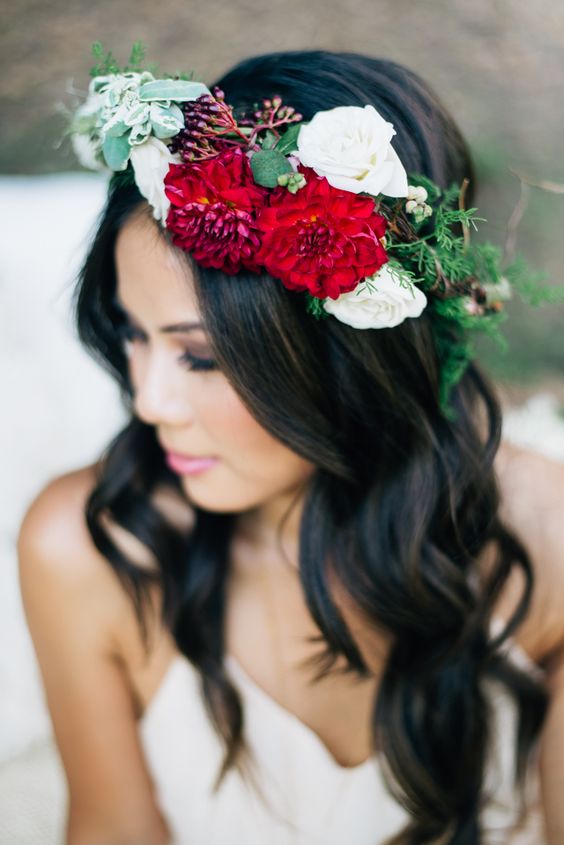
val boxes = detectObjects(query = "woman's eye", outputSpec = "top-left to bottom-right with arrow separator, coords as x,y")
116,322 -> 217,372
178,351 -> 218,372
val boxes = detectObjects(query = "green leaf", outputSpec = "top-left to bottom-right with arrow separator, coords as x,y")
105,119 -> 128,138
102,134 -> 131,170
127,41 -> 146,71
149,103 -> 184,138
250,150 -> 293,188
139,80 -> 211,102
89,41 -> 121,77
260,130 -> 278,151
275,123 -> 303,155
305,294 -> 330,320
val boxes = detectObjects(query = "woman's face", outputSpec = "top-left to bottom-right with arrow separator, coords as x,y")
114,208 -> 315,524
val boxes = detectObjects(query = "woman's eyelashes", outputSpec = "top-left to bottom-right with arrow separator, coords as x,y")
116,322 -> 217,372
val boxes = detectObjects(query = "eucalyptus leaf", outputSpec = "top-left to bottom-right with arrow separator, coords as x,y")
139,80 -> 211,102
275,123 -> 303,155
102,134 -> 131,170
251,150 -> 293,188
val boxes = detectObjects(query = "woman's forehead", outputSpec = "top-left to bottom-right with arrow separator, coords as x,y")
115,213 -> 202,325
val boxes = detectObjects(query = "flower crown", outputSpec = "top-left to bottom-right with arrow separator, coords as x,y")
68,43 -> 562,419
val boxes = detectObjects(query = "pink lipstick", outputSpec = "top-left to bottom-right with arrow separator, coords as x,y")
164,451 -> 219,476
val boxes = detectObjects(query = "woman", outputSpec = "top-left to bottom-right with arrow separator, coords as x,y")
17,49 -> 564,844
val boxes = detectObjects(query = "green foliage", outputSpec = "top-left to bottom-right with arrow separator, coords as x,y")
89,40 -> 159,78
250,150 -> 293,188
305,294 -> 330,320
102,134 -> 130,170
381,176 -> 564,419
274,123 -> 303,155
503,255 -> 564,307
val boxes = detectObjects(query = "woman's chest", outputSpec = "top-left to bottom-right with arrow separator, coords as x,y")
219,545 -> 390,768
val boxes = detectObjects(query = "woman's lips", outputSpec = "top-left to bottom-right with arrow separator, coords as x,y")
164,451 -> 219,476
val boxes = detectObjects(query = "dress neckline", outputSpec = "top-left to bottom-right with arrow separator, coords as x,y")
224,652 -> 377,774
139,648 -> 377,774
139,615 -> 544,775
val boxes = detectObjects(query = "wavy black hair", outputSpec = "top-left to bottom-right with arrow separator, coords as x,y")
74,50 -> 549,844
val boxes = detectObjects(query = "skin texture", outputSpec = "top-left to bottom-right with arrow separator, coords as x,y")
115,208 -> 313,559
17,208 -> 564,843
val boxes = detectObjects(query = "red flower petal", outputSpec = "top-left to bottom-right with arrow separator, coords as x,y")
255,170 -> 389,298
164,148 -> 269,274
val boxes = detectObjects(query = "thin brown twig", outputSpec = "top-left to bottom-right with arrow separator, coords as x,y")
503,175 -> 531,266
508,169 -> 564,195
458,177 -> 471,253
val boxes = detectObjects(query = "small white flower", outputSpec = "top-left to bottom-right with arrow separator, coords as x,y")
129,137 -> 181,222
323,263 -> 427,329
407,185 -> 428,203
296,104 -> 408,197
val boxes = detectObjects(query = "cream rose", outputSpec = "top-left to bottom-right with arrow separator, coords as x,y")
323,263 -> 427,329
296,104 -> 408,197
129,137 -> 181,222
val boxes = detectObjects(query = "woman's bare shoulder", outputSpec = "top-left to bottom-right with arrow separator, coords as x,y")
492,438 -> 564,670
18,463 -> 194,652
17,463 -> 138,654
17,465 -> 172,842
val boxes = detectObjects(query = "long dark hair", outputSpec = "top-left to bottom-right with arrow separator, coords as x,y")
74,50 -> 548,844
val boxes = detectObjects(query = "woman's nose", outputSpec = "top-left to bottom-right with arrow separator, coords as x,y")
131,349 -> 194,427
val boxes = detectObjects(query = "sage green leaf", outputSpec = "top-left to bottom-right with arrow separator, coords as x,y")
139,80 -> 211,102
103,103 -> 130,137
128,122 -> 151,145
124,102 -> 150,126
251,150 -> 293,188
105,119 -> 128,138
102,134 -> 131,170
150,103 -> 184,139
275,123 -> 303,155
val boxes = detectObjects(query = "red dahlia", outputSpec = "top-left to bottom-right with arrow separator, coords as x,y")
164,148 -> 268,274
255,169 -> 389,299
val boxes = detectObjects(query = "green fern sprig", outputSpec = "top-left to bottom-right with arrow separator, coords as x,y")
89,40 -> 159,78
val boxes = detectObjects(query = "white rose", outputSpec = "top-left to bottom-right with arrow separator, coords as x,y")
296,104 -> 408,197
129,137 -> 181,222
323,263 -> 427,329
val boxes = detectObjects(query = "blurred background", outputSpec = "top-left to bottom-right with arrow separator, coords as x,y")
1,1 -> 564,842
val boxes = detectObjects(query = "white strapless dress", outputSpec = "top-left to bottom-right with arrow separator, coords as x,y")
138,616 -> 547,844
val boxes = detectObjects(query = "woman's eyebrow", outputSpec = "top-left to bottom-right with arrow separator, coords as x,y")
160,321 -> 206,333
113,295 -> 206,333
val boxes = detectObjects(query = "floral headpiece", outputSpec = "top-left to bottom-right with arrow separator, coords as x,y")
68,43 -> 562,419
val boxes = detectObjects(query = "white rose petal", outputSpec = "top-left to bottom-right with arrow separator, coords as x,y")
296,104 -> 409,198
129,137 -> 181,222
323,263 -> 427,329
